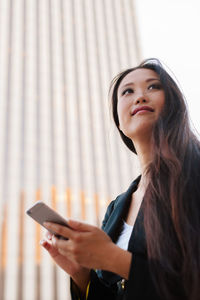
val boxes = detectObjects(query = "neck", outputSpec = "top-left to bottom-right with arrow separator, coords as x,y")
133,137 -> 153,188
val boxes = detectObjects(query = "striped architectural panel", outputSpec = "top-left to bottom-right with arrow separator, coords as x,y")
0,0 -> 140,299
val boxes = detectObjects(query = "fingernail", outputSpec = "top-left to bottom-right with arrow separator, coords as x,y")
43,222 -> 49,227
40,239 -> 45,245
68,219 -> 78,225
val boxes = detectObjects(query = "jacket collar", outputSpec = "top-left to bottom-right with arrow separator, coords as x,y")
104,175 -> 141,241
97,175 -> 142,285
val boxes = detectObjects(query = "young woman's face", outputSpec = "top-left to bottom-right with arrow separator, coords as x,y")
117,68 -> 165,141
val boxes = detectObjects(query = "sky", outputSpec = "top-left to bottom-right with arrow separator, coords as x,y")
135,0 -> 200,135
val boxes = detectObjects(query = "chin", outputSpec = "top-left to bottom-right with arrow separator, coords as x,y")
122,123 -> 154,140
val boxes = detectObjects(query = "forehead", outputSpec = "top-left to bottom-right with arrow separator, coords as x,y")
119,68 -> 159,89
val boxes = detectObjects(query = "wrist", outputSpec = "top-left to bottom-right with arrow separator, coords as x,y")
71,267 -> 90,293
105,244 -> 132,279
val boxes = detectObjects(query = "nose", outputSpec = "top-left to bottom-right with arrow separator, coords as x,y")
134,94 -> 148,105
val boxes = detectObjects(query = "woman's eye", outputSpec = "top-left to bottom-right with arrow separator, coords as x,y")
148,83 -> 162,90
122,88 -> 134,96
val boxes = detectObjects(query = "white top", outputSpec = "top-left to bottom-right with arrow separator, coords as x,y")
116,221 -> 133,250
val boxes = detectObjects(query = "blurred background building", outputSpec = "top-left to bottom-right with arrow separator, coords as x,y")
0,1 -> 140,299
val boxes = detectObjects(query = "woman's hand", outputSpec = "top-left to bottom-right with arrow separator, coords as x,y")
43,219 -> 132,279
40,231 -> 90,293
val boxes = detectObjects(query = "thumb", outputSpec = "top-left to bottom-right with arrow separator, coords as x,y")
68,219 -> 95,232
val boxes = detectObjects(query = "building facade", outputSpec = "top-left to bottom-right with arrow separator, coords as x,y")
0,0 -> 140,299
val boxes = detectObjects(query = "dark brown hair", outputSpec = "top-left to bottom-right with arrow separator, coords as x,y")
110,58 -> 200,300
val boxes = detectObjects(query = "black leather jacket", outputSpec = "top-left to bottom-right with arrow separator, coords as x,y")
71,176 -> 160,300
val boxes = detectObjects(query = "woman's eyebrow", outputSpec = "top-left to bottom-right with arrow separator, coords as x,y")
120,78 -> 160,89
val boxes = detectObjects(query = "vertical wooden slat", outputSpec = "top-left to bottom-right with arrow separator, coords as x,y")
51,185 -> 58,300
101,0 -> 123,197
66,188 -> 71,219
90,0 -> 112,199
94,193 -> 100,226
48,0 -> 56,189
35,190 -> 42,264
35,2 -> 42,297
60,0 -> 70,192
0,203 -> 8,300
2,2 -> 13,294
35,189 -> 41,300
107,0 -> 123,191
71,0 -> 84,198
51,185 -> 57,209
36,0 -> 41,199
3,0 -> 13,196
48,5 -> 58,297
81,0 -> 100,202
128,0 -> 141,63
80,191 -> 86,221
17,190 -> 25,300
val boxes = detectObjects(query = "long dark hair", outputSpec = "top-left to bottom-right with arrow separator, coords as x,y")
110,58 -> 200,300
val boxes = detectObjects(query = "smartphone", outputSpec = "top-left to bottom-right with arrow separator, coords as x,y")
26,201 -> 69,239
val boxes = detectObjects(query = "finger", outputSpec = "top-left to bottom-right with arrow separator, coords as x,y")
57,247 -> 71,258
43,222 -> 76,240
40,239 -> 60,258
52,240 -> 74,259
52,235 -> 71,250
45,230 -> 53,240
40,239 -> 55,253
51,235 -> 58,248
68,219 -> 97,232
40,239 -> 51,250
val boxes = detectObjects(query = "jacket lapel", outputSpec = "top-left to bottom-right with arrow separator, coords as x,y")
103,176 -> 141,242
97,176 -> 142,285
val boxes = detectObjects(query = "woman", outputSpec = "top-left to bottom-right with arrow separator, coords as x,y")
40,58 -> 200,300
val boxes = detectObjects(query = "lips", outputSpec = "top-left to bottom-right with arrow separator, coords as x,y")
131,106 -> 154,116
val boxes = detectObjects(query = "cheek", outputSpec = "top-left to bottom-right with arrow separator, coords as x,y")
117,102 -> 122,119
156,93 -> 165,115
117,100 -> 130,120
160,95 -> 165,112
117,104 -> 126,126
